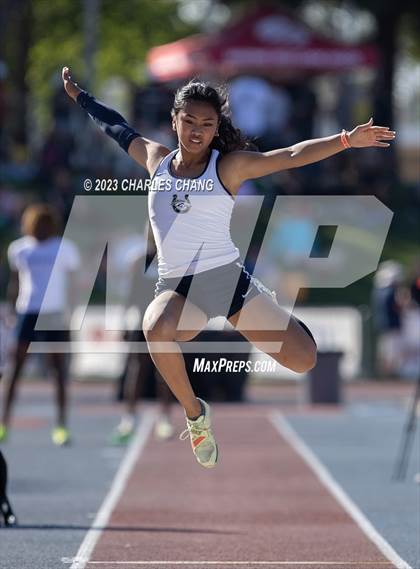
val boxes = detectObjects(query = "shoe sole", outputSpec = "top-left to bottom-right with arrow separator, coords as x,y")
197,444 -> 218,469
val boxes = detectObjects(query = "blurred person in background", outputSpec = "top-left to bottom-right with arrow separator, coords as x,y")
39,125 -> 74,185
0,61 -> 7,162
47,167 -> 76,223
0,449 -> 16,527
228,76 -> 291,149
405,264 -> 420,377
113,224 -> 175,445
0,204 -> 80,446
289,83 -> 317,142
133,80 -> 173,130
372,260 -> 409,377
410,271 -> 420,306
0,332 -> 17,526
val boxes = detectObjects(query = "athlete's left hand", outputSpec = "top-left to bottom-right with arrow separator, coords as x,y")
348,118 -> 396,148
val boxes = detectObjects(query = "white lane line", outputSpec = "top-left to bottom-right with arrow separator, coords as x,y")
269,411 -> 413,569
68,409 -> 156,569
61,559 -> 396,566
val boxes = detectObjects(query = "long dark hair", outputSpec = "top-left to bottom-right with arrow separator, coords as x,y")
171,79 -> 257,155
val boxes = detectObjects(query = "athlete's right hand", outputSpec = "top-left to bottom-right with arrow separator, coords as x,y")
62,66 -> 82,101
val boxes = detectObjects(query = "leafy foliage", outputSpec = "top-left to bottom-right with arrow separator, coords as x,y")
97,0 -> 196,84
24,0 -> 197,127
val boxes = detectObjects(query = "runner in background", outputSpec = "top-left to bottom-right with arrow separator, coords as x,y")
0,312 -> 17,526
0,204 -> 80,446
112,223 -> 175,444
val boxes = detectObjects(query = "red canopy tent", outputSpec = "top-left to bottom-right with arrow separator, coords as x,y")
147,6 -> 378,82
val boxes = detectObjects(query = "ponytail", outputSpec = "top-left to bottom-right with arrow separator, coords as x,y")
211,113 -> 257,155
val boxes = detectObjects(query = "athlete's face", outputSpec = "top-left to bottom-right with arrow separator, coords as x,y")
173,101 -> 219,154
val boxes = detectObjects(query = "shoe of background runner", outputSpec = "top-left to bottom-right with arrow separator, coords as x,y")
179,398 -> 218,468
154,417 -> 175,440
51,426 -> 71,446
0,496 -> 17,527
0,425 -> 7,443
111,422 -> 135,446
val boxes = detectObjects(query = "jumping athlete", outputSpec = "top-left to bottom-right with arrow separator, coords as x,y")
62,66 -> 395,468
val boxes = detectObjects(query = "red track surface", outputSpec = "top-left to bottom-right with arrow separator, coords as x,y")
87,404 -> 396,569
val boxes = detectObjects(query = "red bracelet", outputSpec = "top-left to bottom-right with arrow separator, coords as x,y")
340,129 -> 351,149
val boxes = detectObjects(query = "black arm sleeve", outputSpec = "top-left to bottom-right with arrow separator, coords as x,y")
77,91 -> 141,153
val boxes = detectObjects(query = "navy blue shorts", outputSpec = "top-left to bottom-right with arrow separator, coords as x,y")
15,313 -> 70,343
154,260 -> 277,319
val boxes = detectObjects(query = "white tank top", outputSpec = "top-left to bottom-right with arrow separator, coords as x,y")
148,148 -> 240,278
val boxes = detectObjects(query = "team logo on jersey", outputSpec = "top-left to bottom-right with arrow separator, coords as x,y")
171,194 -> 191,213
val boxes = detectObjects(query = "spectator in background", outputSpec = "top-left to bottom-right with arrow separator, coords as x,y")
133,81 -> 173,128
289,83 -> 317,142
0,204 -> 80,446
47,167 -> 75,223
0,61 -> 8,162
52,87 -> 73,130
410,269 -> 420,308
402,264 -> 420,378
372,261 -> 408,377
228,76 -> 290,146
260,83 -> 292,150
39,125 -> 74,184
0,184 -> 27,229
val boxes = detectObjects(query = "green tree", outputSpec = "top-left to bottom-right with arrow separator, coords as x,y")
98,0 -> 195,84
349,0 -> 420,126
0,0 -> 33,145
2,0 -> 198,141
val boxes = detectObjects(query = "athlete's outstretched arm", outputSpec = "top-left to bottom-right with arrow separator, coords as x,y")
62,67 -> 169,175
227,119 -> 396,183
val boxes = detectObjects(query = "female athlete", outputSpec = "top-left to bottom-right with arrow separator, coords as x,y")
62,66 -> 395,468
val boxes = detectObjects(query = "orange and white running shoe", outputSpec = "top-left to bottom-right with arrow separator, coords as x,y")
179,398 -> 218,468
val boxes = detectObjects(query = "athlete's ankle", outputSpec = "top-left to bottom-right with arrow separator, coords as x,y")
186,399 -> 204,421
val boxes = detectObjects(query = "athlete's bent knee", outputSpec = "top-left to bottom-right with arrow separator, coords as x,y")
290,343 -> 317,373
143,314 -> 177,342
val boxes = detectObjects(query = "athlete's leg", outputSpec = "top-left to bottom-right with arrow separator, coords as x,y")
124,350 -> 151,417
157,372 -> 174,417
48,352 -> 68,428
143,291 -> 208,419
111,348 -> 143,444
0,450 -> 17,526
154,372 -> 176,440
0,449 -> 6,497
228,293 -> 317,373
1,341 -> 30,428
48,351 -> 73,446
